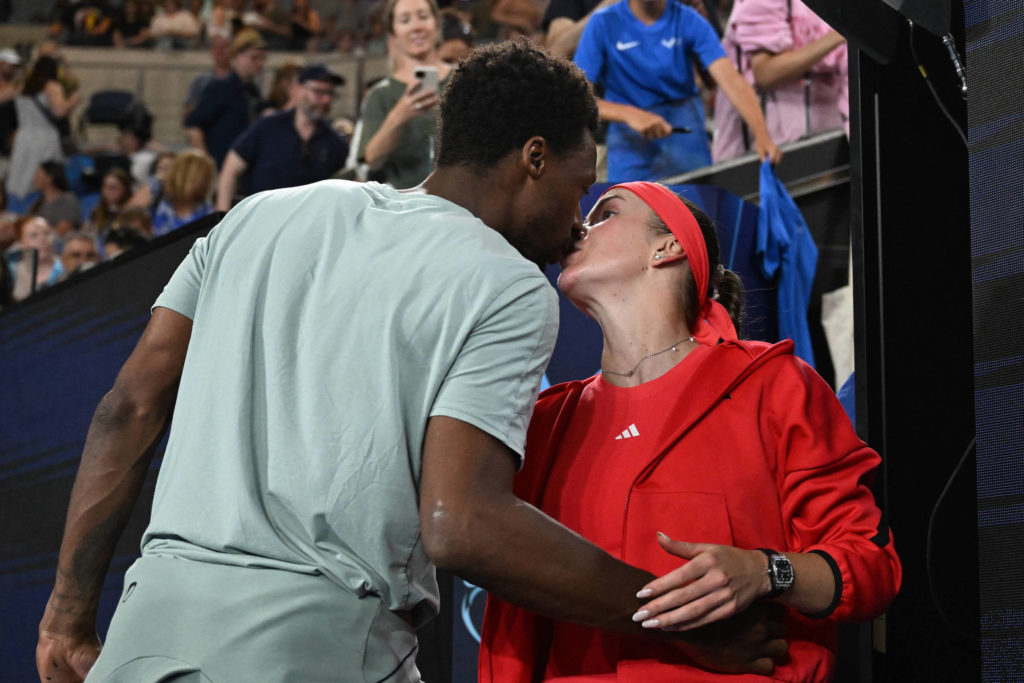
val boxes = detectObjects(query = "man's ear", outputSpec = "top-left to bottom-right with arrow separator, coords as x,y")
520,136 -> 547,179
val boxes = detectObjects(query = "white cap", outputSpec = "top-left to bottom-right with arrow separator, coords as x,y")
0,48 -> 21,65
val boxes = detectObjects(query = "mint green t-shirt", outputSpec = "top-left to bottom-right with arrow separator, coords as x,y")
143,180 -> 558,623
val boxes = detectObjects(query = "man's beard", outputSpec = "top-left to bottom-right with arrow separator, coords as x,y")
301,104 -> 329,123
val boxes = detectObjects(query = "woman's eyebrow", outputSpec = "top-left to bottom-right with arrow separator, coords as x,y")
585,193 -> 621,223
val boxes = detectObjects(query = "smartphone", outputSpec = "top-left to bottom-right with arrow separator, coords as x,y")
414,66 -> 439,95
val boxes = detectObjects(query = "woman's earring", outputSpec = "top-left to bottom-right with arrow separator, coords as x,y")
654,254 -> 663,260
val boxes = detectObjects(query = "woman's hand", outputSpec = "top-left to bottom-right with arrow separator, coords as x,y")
389,81 -> 440,127
632,532 -> 770,631
754,134 -> 782,165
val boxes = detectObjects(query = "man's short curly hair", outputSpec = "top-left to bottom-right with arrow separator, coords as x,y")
436,40 -> 598,169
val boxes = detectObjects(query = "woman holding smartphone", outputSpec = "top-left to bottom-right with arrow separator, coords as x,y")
354,0 -> 452,188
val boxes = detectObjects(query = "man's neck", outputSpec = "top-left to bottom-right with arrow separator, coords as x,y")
420,164 -> 514,235
293,107 -> 317,140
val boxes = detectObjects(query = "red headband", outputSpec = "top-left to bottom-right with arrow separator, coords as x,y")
606,182 -> 737,344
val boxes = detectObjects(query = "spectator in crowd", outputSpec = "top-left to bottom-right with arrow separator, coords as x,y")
438,8 -> 474,63
7,215 -> 62,301
573,0 -> 780,182
354,0 -> 452,188
129,149 -> 176,211
113,0 -> 156,47
5,56 -> 80,201
59,230 -> 100,278
329,0 -> 372,48
263,61 -> 303,114
86,167 -> 133,234
333,27 -> 356,55
206,0 -> 244,43
543,0 -> 616,59
103,225 -> 149,259
28,160 -> 81,238
362,11 -> 390,56
216,64 -> 349,211
49,0 -> 116,47
490,0 -> 543,40
183,34 -> 232,117
243,0 -> 291,49
541,0 -> 718,68
112,205 -> 154,237
290,0 -> 323,52
0,48 -> 21,175
0,183 -> 17,250
144,0 -> 203,50
152,148 -> 215,236
115,112 -> 161,186
184,28 -> 266,168
712,0 -> 847,162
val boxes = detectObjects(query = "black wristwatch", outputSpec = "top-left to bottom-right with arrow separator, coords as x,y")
758,548 -> 794,599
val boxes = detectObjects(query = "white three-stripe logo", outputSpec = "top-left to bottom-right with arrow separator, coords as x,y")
615,424 -> 640,440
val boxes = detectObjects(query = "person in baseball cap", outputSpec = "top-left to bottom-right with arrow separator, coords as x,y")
215,61 -> 349,210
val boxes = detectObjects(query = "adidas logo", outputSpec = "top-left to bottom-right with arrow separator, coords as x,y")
614,424 -> 640,440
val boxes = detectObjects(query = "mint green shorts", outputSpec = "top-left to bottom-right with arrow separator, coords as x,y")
85,555 -> 421,682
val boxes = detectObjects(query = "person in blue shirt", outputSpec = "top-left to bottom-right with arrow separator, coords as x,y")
184,29 -> 266,169
215,64 -> 350,210
574,0 -> 781,182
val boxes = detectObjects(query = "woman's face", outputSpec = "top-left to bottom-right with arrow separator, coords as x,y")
154,154 -> 175,179
102,174 -> 130,206
20,218 -> 55,258
391,0 -> 438,60
32,166 -> 51,191
558,190 -> 659,300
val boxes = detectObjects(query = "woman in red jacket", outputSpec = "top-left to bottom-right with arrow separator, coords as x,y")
479,181 -> 901,682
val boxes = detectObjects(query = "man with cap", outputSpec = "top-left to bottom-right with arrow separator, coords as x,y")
183,28 -> 267,168
215,63 -> 349,211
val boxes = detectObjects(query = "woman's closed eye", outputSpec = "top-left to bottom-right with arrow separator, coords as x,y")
584,209 -> 616,228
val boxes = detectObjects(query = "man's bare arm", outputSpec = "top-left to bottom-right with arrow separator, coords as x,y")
544,0 -> 618,59
421,416 -> 651,633
36,308 -> 193,683
215,150 -> 248,212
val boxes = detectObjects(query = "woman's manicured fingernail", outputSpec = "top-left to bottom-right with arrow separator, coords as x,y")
642,618 -> 660,628
636,588 -> 653,598
632,609 -> 649,622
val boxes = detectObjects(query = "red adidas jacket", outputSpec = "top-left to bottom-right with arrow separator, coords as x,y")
479,339 -> 901,682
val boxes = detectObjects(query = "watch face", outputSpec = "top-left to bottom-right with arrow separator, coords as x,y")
772,556 -> 795,588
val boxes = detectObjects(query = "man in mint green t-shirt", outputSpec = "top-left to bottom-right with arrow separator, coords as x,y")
38,42 -> 784,683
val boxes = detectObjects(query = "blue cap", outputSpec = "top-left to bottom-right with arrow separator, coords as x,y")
299,63 -> 345,86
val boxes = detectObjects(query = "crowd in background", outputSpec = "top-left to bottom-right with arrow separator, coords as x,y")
0,0 -> 849,308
